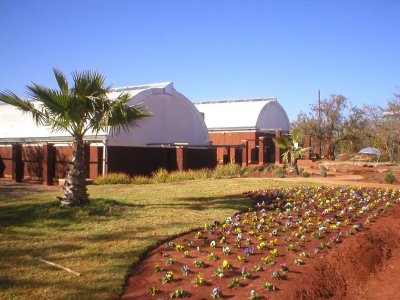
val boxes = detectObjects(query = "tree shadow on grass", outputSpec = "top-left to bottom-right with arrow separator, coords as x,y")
0,198 -> 141,228
173,194 -> 254,212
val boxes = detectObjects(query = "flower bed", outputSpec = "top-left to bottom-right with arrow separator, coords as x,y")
123,186 -> 400,299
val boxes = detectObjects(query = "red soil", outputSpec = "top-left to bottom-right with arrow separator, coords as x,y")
122,183 -> 400,299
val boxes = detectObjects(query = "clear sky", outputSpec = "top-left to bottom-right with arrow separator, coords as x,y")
1,0 -> 399,121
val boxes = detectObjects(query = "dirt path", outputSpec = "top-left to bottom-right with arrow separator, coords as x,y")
270,174 -> 400,189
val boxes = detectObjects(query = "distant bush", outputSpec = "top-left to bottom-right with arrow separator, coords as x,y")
384,172 -> 396,184
193,168 -> 213,180
152,168 -> 169,183
95,173 -> 132,185
265,164 -> 278,172
213,163 -> 244,179
301,171 -> 310,178
132,176 -> 153,184
274,168 -> 286,178
168,170 -> 196,182
320,170 -> 328,177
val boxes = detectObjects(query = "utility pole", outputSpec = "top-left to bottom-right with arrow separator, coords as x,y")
318,90 -> 322,158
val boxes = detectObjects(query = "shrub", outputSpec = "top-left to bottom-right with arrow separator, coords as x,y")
320,170 -> 328,177
274,168 -> 286,178
193,168 -> 213,180
132,176 -> 153,184
168,170 -> 196,182
94,173 -> 132,185
265,164 -> 278,172
301,171 -> 310,178
152,168 -> 169,183
213,164 -> 244,179
384,171 -> 396,184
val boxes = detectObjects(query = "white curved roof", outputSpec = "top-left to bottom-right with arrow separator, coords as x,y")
0,82 -> 210,146
195,98 -> 290,131
107,82 -> 209,147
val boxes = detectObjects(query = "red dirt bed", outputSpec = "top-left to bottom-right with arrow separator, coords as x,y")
122,184 -> 400,300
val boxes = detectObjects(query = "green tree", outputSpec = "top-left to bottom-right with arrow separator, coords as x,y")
273,129 -> 308,175
0,68 -> 149,208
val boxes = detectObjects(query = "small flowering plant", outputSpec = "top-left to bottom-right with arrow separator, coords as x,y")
161,271 -> 174,284
181,265 -> 190,276
222,259 -> 233,270
228,277 -> 241,288
222,246 -> 231,255
261,256 -> 275,265
299,251 -> 310,258
241,267 -> 252,279
270,248 -> 279,257
257,241 -> 267,250
243,246 -> 255,256
175,244 -> 185,251
214,267 -> 225,278
167,241 -> 175,249
249,289 -> 261,300
269,229 -> 278,237
210,240 -> 217,248
263,281 -> 276,291
207,252 -> 220,261
294,258 -> 304,265
271,270 -> 283,280
169,289 -> 189,298
193,260 -> 206,268
211,287 -> 223,299
285,244 -> 294,252
236,255 -> 247,263
154,263 -> 163,272
147,286 -> 160,296
279,263 -> 289,273
193,274 -> 205,286
252,264 -> 263,272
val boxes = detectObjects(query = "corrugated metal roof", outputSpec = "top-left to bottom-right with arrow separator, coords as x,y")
194,98 -> 290,131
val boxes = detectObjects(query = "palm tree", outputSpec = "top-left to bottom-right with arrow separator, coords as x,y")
0,68 -> 149,208
273,129 -> 308,175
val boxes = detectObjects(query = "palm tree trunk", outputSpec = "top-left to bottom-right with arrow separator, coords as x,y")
291,156 -> 299,175
60,135 -> 89,208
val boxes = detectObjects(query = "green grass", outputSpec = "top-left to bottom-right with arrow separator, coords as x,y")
0,178 -> 294,299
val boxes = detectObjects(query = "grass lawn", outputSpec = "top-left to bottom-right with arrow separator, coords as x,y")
0,178 -> 296,299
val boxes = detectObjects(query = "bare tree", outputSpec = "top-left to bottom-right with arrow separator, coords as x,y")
293,95 -> 369,159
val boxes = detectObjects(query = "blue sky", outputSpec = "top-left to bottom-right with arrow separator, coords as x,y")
1,0 -> 399,121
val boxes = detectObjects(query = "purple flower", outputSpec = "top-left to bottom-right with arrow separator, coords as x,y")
212,287 -> 222,296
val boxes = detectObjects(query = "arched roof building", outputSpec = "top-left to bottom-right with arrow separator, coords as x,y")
0,82 -> 214,182
195,98 -> 290,165
195,98 -> 290,132
0,82 -> 209,146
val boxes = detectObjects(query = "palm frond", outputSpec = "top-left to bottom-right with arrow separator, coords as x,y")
0,90 -> 45,125
52,68 -> 69,95
273,136 -> 292,149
